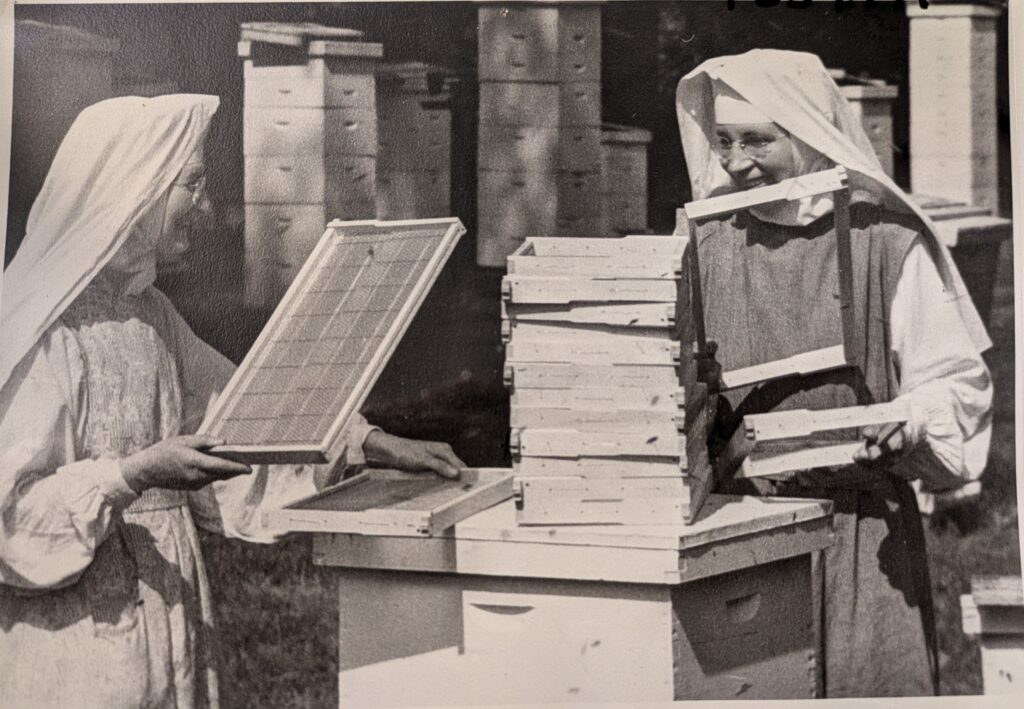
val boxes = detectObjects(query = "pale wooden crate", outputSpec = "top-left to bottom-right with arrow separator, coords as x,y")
505,361 -> 684,393
376,169 -> 451,220
479,81 -> 601,127
961,575 -> 1024,695
477,4 -> 559,82
504,300 -> 677,329
244,154 -> 376,206
264,468 -> 513,537
477,4 -> 600,83
243,106 -> 377,157
478,125 -> 602,172
243,58 -> 376,109
557,4 -> 601,83
503,274 -> 678,304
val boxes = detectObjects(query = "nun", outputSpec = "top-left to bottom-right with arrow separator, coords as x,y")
676,50 -> 992,697
0,94 -> 463,708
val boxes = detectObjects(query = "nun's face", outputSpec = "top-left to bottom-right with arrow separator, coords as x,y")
714,123 -> 798,190
157,149 -> 210,264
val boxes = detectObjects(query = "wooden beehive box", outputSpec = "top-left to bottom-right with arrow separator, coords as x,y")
502,235 -> 714,525
961,575 -> 1024,695
601,123 -> 652,235
239,23 -> 383,309
264,468 -> 514,537
376,62 -> 456,219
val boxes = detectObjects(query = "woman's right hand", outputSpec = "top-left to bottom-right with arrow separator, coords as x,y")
121,435 -> 252,494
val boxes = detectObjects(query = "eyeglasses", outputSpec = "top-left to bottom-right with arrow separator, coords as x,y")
174,174 -> 207,208
712,136 -> 778,161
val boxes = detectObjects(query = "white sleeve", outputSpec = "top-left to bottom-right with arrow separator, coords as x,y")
158,297 -> 378,542
0,327 -> 138,590
890,238 -> 993,490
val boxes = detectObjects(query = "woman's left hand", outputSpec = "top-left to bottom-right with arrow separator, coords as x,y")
852,422 -> 910,470
362,430 -> 465,479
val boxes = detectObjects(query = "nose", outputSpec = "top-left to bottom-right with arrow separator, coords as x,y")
195,191 -> 212,215
722,145 -> 755,176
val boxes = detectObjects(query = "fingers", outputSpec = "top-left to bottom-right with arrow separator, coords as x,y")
853,424 -> 906,468
185,448 -> 253,478
174,434 -> 226,451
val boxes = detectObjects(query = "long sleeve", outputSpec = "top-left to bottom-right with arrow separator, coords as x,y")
890,238 -> 993,491
0,327 -> 138,590
159,295 -> 378,542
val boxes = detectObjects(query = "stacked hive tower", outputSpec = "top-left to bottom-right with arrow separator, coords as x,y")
240,23 -> 383,308
502,236 -> 713,525
376,62 -> 456,219
476,2 -> 604,267
600,123 -> 652,235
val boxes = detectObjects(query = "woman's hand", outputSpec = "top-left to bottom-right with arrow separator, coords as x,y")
362,430 -> 465,480
852,422 -> 911,473
121,435 -> 253,494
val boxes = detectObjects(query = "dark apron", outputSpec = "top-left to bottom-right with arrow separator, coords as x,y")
698,204 -> 939,697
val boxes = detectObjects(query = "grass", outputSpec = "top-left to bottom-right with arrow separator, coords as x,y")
201,241 -> 1019,706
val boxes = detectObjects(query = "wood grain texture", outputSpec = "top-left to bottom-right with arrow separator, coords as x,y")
264,467 -> 513,537
201,218 -> 464,464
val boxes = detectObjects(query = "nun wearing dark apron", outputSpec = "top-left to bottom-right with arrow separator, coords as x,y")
675,50 -> 992,698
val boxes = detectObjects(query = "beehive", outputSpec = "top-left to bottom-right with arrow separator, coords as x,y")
476,3 -> 604,267
502,235 -> 713,524
239,23 -> 383,308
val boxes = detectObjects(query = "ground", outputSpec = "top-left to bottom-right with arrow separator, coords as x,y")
200,240 -> 1019,706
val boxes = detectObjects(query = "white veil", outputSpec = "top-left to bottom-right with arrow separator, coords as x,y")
675,49 -> 991,354
0,94 -> 220,390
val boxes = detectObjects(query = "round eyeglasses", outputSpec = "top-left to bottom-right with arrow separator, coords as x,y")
712,136 -> 777,161
174,174 -> 207,208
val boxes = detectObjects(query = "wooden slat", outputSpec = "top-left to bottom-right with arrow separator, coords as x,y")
972,576 -> 1024,607
503,275 -> 678,304
683,167 -> 848,221
510,406 -> 682,433
717,401 -> 911,479
718,345 -> 848,391
511,427 -> 689,459
263,468 -> 513,536
504,301 -> 678,329
513,456 -> 686,479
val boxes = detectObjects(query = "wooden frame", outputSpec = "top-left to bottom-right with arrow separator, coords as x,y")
682,167 -> 855,391
263,468 -> 514,537
199,218 -> 465,463
716,401 -> 910,479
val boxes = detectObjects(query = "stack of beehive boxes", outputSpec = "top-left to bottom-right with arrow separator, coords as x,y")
476,3 -> 604,267
376,62 -> 456,219
240,24 -> 383,308
502,235 -> 713,525
600,123 -> 652,235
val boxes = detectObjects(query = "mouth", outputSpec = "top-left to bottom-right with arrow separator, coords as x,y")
743,178 -> 769,189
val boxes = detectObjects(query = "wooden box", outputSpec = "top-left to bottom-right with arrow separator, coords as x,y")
264,468 -> 514,537
243,59 -> 377,109
479,81 -> 601,127
244,106 -> 378,157
312,495 -> 832,704
478,125 -> 602,172
477,4 -> 600,83
960,575 -> 1024,695
244,155 -> 376,206
376,170 -> 451,220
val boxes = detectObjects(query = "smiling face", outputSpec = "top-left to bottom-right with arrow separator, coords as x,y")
157,146 -> 209,264
713,123 -> 798,190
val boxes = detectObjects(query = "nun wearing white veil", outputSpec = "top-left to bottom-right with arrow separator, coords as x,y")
677,51 -> 992,697
0,94 -> 463,708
